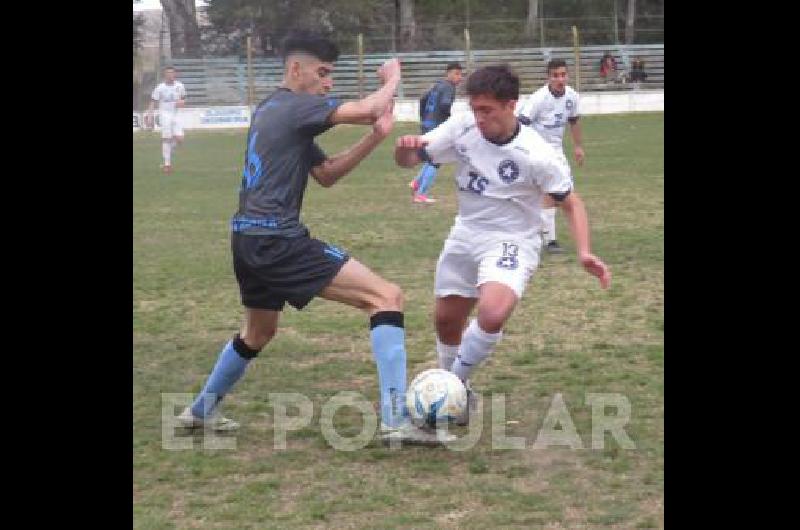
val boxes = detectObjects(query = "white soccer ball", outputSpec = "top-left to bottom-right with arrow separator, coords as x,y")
406,368 -> 467,426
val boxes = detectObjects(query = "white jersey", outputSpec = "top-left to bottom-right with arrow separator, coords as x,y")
151,81 -> 186,114
422,112 -> 573,241
516,84 -> 580,151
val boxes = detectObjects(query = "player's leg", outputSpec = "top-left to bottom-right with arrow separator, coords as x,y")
413,163 -> 438,203
320,259 -> 408,428
434,295 -> 476,371
450,238 -> 538,382
160,114 -> 173,173
172,117 -> 184,149
450,282 -> 517,382
433,237 -> 479,371
541,193 -> 564,253
181,309 -> 280,430
417,163 -> 440,201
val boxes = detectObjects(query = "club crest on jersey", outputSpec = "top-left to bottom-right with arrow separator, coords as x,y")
566,100 -> 574,110
498,159 -> 520,184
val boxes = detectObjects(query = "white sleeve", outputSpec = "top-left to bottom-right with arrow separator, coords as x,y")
531,147 -> 572,195
178,83 -> 186,99
151,85 -> 160,101
419,114 -> 466,164
569,91 -> 580,119
518,90 -> 543,120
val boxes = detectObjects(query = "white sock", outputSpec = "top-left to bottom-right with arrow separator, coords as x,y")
436,338 -> 460,371
451,319 -> 502,382
162,141 -> 172,165
542,207 -> 557,243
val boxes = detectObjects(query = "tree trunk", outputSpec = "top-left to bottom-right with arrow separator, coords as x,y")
398,0 -> 416,51
525,0 -> 539,39
624,0 -> 635,44
161,0 -> 202,57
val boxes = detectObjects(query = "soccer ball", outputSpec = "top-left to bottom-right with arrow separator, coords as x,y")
406,369 -> 467,426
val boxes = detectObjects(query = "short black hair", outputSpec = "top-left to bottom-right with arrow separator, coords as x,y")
279,30 -> 340,63
446,62 -> 463,72
465,65 -> 519,101
547,59 -> 568,73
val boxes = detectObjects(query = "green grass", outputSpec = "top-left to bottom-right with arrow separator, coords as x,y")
134,112 -> 663,529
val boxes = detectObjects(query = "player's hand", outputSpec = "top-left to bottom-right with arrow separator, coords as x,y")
395,135 -> 428,150
373,100 -> 395,137
378,58 -> 401,84
579,252 -> 611,289
574,146 -> 585,166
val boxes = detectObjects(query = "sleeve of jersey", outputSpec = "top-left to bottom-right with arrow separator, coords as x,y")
419,115 -> 461,164
440,85 -> 455,114
293,94 -> 343,136
151,87 -> 159,101
535,153 -> 573,196
569,92 -> 580,119
517,92 -> 539,120
309,142 -> 327,168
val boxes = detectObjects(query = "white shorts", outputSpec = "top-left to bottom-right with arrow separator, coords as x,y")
160,113 -> 183,139
434,235 -> 541,300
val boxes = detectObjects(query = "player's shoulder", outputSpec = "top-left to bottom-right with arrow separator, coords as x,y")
517,127 -> 561,161
565,86 -> 579,98
532,85 -> 549,98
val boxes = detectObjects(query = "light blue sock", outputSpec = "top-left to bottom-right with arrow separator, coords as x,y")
190,340 -> 251,418
418,163 -> 439,195
370,314 -> 408,428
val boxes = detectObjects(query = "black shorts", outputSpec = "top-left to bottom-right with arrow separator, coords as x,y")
231,232 -> 350,311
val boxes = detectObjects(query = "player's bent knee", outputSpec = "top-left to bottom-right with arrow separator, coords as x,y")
477,310 -> 509,334
375,281 -> 404,311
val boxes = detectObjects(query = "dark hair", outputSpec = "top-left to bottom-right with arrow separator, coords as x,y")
446,62 -> 463,72
279,30 -> 340,63
465,65 -> 519,101
547,59 -> 567,73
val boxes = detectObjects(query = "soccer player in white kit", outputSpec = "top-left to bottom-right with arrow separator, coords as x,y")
394,65 -> 610,424
147,66 -> 186,174
516,59 -> 584,254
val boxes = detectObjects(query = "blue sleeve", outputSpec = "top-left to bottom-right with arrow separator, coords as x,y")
292,93 -> 343,137
440,83 -> 455,119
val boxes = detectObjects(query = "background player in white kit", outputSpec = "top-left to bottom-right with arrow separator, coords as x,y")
516,59 -> 584,254
394,65 -> 610,424
147,66 -> 187,174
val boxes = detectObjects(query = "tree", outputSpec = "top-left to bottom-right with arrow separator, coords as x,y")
160,0 -> 203,57
133,13 -> 145,56
398,0 -> 416,51
525,0 -> 539,40
625,0 -> 636,44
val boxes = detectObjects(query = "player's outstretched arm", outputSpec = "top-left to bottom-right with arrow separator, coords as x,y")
556,191 -> 611,289
329,58 -> 401,126
394,135 -> 428,168
311,101 -> 395,187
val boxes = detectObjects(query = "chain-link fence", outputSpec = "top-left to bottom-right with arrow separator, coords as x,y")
134,10 -> 663,109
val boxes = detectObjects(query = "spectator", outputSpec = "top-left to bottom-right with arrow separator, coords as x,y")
629,57 -> 647,84
599,52 -> 625,84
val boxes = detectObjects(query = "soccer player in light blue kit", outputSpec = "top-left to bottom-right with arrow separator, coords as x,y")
176,31 -> 453,445
408,62 -> 463,203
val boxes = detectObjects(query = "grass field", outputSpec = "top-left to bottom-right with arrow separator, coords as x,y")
133,112 -> 663,529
